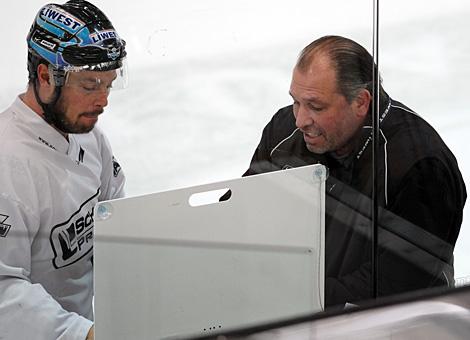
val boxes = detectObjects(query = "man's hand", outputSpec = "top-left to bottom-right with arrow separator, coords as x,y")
86,325 -> 94,340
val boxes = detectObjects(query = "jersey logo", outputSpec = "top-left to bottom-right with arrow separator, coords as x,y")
0,214 -> 11,238
78,146 -> 85,164
113,157 -> 122,177
50,190 -> 99,269
38,136 -> 56,150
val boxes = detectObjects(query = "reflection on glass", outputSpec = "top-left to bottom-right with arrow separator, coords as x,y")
207,289 -> 470,339
244,35 -> 466,308
380,0 -> 470,289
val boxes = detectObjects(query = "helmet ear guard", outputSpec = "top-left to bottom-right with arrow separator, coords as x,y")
48,64 -> 67,87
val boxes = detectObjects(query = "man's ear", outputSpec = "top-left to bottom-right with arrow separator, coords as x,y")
353,89 -> 372,118
37,64 -> 52,87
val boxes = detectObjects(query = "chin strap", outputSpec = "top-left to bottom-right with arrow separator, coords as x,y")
32,77 -> 63,126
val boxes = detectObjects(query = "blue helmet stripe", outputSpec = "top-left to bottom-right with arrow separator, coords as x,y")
37,16 -> 69,39
29,43 -> 58,66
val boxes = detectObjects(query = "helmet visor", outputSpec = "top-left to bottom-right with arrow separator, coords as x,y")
59,58 -> 128,93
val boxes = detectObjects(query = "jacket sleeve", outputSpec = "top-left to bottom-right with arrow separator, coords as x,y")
0,159 -> 93,340
244,109 -> 295,176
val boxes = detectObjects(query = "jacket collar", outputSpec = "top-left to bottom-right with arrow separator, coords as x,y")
353,96 -> 392,161
13,95 -> 70,154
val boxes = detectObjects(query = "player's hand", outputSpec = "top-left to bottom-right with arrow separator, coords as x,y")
86,325 -> 94,340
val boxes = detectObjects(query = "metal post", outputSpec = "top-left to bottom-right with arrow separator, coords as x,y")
372,0 -> 380,299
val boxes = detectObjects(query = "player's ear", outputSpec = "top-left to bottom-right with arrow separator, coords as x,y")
37,64 -> 52,87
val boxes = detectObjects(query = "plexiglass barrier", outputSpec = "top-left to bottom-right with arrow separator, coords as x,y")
6,0 -> 469,338
379,0 -> 470,291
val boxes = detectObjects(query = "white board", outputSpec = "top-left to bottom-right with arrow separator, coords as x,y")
94,164 -> 326,339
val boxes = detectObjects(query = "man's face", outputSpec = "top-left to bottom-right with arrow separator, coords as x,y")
49,70 -> 116,134
289,54 -> 368,156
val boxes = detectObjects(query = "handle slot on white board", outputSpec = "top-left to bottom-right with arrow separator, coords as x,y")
188,188 -> 231,207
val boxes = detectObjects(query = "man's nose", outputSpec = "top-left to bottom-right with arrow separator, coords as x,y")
295,105 -> 313,129
94,90 -> 109,108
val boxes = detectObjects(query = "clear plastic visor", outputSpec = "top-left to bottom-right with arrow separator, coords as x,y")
57,58 -> 128,93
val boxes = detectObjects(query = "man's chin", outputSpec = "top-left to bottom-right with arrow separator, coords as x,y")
78,123 -> 96,134
75,116 -> 99,133
306,143 -> 328,154
63,122 -> 96,134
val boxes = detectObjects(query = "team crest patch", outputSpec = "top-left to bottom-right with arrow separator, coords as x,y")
0,214 -> 11,237
107,46 -> 121,60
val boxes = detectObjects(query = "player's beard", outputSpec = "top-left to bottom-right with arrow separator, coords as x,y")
45,96 -> 102,134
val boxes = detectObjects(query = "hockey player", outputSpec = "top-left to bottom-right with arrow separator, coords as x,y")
0,1 -> 127,339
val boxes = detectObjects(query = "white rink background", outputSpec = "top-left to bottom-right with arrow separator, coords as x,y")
2,1 -> 470,281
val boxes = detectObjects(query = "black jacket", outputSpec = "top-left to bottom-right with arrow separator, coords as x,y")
244,97 -> 466,307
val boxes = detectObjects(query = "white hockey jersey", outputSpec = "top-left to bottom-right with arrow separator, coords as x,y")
0,96 -> 125,340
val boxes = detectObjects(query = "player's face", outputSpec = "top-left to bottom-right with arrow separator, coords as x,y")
290,54 -> 369,156
50,70 -> 116,134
